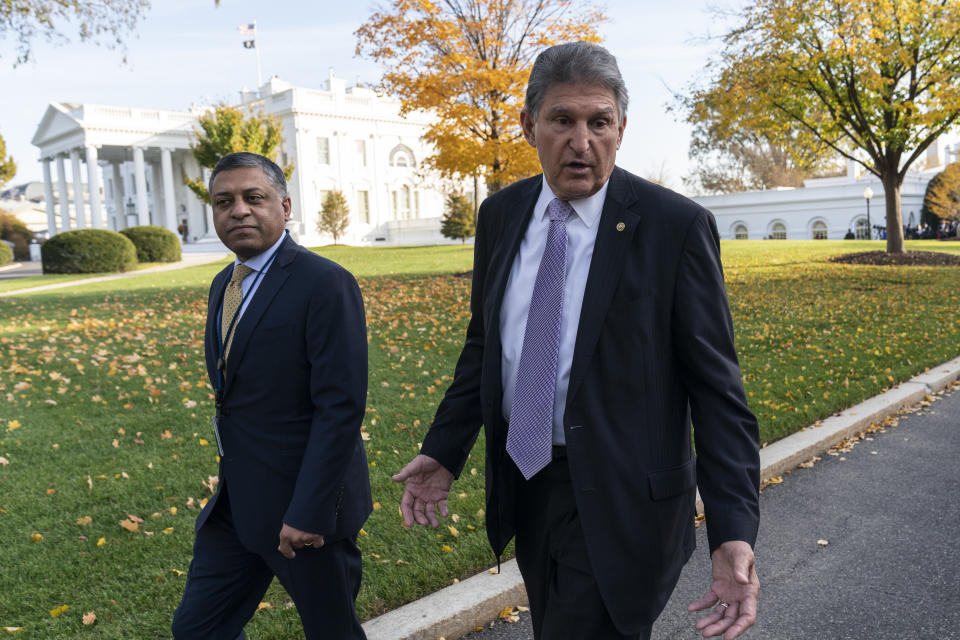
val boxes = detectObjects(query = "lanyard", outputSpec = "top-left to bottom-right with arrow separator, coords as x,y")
214,242 -> 282,400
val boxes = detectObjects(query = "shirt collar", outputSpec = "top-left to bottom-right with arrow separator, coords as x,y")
536,177 -> 609,228
235,231 -> 287,271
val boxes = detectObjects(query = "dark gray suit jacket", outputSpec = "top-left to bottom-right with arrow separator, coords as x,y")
421,167 -> 760,633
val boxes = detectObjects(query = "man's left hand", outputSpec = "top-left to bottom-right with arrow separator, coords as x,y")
277,523 -> 325,559
688,540 -> 758,639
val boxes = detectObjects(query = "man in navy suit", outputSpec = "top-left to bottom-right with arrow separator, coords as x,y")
394,43 -> 760,639
172,152 -> 370,639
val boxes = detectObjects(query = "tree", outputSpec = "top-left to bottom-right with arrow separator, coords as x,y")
185,104 -> 293,204
1,0 -> 149,65
356,0 -> 604,193
683,0 -> 960,253
679,85 -> 838,193
317,191 -> 350,245
440,193 -> 476,243
0,132 -> 15,189
0,209 -> 34,260
922,162 -> 960,235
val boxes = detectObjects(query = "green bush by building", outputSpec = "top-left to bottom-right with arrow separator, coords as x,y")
0,209 -> 35,260
0,240 -> 12,266
41,229 -> 138,274
119,225 -> 182,263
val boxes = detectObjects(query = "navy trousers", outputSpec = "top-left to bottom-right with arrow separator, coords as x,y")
171,487 -> 365,640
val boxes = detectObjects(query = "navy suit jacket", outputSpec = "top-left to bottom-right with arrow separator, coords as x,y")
421,167 -> 760,633
196,235 -> 371,554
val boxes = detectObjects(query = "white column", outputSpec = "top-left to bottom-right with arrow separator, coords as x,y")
183,153 -> 208,238
202,167 -> 215,237
133,146 -> 149,226
56,154 -> 72,231
111,162 -> 124,230
69,149 -> 86,229
150,161 -> 163,226
41,157 -> 57,236
160,148 -> 177,233
84,145 -> 104,228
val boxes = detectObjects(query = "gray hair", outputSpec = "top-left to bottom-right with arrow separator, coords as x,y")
208,152 -> 288,199
524,42 -> 628,123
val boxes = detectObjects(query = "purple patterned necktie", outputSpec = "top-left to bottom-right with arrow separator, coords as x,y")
507,198 -> 573,480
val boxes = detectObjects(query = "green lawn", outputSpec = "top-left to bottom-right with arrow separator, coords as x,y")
1,241 -> 958,637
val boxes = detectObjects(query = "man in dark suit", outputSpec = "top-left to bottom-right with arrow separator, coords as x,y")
393,43 -> 760,639
172,152 -> 371,639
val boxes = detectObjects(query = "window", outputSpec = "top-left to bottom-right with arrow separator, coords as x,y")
392,186 -> 412,219
855,217 -> 870,239
317,137 -> 330,165
812,220 -> 828,239
734,224 -> 748,240
356,140 -> 367,167
771,222 -> 787,240
389,145 -> 415,168
357,190 -> 370,224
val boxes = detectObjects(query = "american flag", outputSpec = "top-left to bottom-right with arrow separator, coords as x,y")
237,22 -> 256,35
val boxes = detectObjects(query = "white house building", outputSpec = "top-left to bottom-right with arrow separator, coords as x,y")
692,141 -> 959,240
30,71 -> 477,246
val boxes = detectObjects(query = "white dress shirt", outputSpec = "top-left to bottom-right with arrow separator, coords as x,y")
500,178 -> 608,445
231,231 -> 287,321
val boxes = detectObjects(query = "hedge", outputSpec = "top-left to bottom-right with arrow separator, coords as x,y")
41,229 -> 138,274
119,225 -> 182,263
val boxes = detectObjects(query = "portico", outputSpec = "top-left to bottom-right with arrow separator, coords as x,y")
31,103 -> 215,241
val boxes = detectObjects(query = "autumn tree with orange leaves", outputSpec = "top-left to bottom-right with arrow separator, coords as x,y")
356,0 -> 605,193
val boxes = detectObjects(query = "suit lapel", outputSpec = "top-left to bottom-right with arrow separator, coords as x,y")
567,168 -> 641,402
221,237 -> 295,393
206,267 -> 231,387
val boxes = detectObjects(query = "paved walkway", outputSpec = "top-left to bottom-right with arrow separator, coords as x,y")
462,381 -> 960,640
0,240 -> 230,296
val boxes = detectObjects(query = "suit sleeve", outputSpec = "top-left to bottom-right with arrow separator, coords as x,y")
420,202 -> 493,478
283,265 -> 368,533
673,210 -> 760,552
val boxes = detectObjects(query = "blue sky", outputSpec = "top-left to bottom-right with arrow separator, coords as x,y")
0,1 -> 741,193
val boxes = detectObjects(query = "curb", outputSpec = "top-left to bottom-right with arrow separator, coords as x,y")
361,355 -> 960,640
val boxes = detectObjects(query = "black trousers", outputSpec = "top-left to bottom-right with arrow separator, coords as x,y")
171,487 -> 365,640
514,451 -> 652,640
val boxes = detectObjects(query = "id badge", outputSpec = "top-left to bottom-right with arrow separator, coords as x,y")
212,416 -> 224,457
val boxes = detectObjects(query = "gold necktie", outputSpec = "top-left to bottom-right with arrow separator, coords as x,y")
220,264 -> 255,361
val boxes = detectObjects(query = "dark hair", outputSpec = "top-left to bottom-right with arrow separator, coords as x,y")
524,42 -> 628,123
208,152 -> 288,199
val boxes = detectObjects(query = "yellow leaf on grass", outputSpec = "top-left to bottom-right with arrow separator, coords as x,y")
0,456 -> 8,467
257,602 -> 272,611
162,528 -> 174,535
172,569 -> 185,576
447,526 -> 459,537
76,516 -> 93,525
441,544 -> 453,552
96,537 -> 106,546
6,420 -> 21,431
169,506 -> 177,516
46,488 -> 55,495
30,533 -> 43,543
119,518 -> 139,533
372,501 -> 381,510
49,605 -> 69,618
198,439 -> 209,446
82,612 -> 96,626
3,627 -> 23,634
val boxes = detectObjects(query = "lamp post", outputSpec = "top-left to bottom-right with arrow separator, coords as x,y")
863,186 -> 874,240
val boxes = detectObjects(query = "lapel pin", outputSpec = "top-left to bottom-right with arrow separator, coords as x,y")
616,222 -> 625,232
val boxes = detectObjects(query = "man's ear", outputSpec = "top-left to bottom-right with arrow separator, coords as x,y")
282,196 -> 292,221
520,110 -> 537,147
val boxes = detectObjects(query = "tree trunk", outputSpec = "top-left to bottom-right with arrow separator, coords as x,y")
882,171 -> 904,254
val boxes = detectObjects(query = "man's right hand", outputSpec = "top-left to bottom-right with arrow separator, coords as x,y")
392,454 -> 454,528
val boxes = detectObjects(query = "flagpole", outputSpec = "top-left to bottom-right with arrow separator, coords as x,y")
253,20 -> 262,89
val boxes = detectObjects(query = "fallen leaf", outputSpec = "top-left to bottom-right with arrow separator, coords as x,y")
441,544 -> 453,552
49,605 -> 69,618
6,420 -> 21,431
162,527 -> 174,535
447,526 -> 459,537
3,627 -> 23,634
76,516 -> 93,526
172,569 -> 185,577
96,537 -> 106,546
257,602 -> 272,611
82,612 -> 96,626
0,456 -> 8,467
119,518 -> 140,533
30,533 -> 43,543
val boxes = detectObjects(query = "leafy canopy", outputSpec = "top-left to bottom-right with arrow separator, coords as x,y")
356,0 -> 605,192
440,192 -> 475,243
1,0 -> 149,65
185,104 -> 293,204
684,0 -> 960,253
317,190 -> 350,245
0,131 -> 15,188
922,162 -> 960,227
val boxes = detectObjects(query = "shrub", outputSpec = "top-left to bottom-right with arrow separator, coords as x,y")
0,209 -> 35,260
119,225 -> 182,262
0,240 -> 12,266
41,229 -> 138,274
